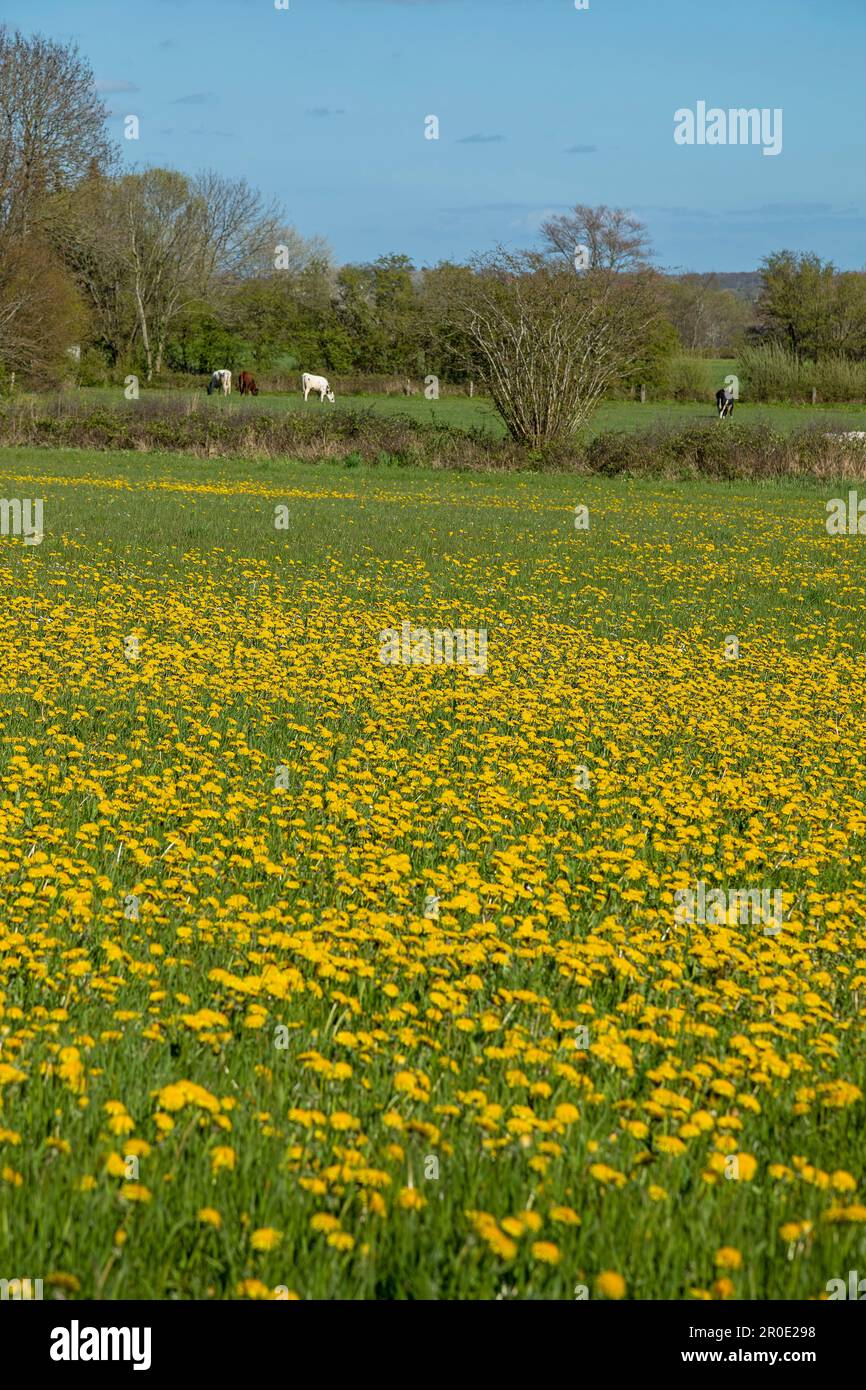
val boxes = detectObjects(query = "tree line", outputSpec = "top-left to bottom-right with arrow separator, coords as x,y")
2,26 -> 865,442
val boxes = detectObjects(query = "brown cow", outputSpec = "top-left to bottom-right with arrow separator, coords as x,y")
238,371 -> 259,396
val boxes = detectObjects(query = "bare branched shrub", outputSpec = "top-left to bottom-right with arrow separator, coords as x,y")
456,249 -> 659,446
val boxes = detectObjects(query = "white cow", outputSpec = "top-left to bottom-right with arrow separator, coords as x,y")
208,369 -> 231,396
302,371 -> 335,403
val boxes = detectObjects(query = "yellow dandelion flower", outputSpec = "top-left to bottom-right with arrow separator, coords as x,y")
236,1279 -> 272,1300
531,1241 -> 560,1265
831,1170 -> 857,1193
310,1213 -> 341,1233
124,1139 -> 151,1158
120,1183 -> 151,1202
397,1187 -> 426,1210
596,1271 -> 626,1299
251,1227 -> 282,1251
549,1205 -> 581,1225
589,1163 -> 627,1188
329,1112 -> 360,1131
656,1136 -> 686,1156
108,1114 -> 135,1136
327,1232 -> 355,1252
484,1229 -> 517,1260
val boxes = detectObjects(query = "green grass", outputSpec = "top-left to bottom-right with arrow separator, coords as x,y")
51,384 -> 866,440
702,358 -> 738,380
1,445 -> 865,1300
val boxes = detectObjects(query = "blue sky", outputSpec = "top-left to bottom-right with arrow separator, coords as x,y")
8,0 -> 866,272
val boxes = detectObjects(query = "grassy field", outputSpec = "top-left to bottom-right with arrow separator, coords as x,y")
56,384 -> 866,440
1,445 -> 865,1300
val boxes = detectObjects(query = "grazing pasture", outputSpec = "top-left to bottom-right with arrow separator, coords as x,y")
0,446 -> 865,1300
44,385 -> 866,441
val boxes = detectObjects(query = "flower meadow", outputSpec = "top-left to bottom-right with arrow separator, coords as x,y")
1,446 -> 865,1300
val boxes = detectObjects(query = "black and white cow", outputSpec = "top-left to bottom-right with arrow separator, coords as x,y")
208,369 -> 231,397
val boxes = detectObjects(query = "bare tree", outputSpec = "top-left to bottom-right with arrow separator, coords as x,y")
456,249 -> 659,446
541,204 -> 652,275
116,169 -> 268,378
191,170 -> 282,288
662,272 -> 753,353
119,169 -> 208,378
0,27 -> 113,238
45,171 -> 133,364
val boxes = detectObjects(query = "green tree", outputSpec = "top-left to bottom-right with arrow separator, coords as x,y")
416,262 -> 484,385
757,252 -> 836,358
333,255 -> 420,373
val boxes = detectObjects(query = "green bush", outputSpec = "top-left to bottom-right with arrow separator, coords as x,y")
75,347 -> 114,387
664,355 -> 713,401
4,395 -> 866,480
740,344 -> 866,403
584,421 -> 866,480
814,355 -> 866,402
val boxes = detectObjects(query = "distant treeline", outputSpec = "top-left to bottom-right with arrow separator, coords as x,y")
3,25 -> 866,410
